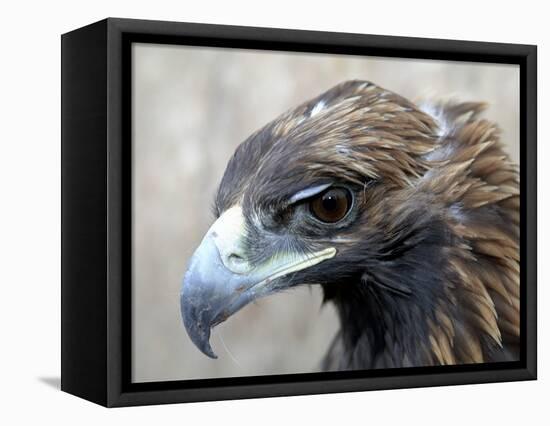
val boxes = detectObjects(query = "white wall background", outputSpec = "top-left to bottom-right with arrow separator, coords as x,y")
0,0 -> 546,424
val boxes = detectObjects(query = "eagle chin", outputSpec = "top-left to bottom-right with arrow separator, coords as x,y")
180,80 -> 519,369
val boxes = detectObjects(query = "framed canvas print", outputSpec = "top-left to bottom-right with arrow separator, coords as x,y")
61,18 -> 537,407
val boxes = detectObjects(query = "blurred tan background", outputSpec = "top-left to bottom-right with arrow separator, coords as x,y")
131,43 -> 519,383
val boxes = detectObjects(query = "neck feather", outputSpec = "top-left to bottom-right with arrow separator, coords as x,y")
321,215 -> 511,370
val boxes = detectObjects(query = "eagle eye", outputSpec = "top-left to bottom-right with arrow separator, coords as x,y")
309,187 -> 352,223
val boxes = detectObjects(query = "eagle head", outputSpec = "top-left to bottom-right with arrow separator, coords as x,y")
180,80 -> 519,368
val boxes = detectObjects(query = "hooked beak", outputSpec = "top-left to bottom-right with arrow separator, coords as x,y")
180,205 -> 336,358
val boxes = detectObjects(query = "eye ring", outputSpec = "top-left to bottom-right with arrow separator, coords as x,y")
309,187 -> 353,223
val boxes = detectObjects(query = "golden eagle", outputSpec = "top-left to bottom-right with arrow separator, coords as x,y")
180,80 -> 519,369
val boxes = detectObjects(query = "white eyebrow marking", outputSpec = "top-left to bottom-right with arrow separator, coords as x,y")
419,102 -> 450,138
310,100 -> 326,117
335,144 -> 351,155
289,182 -> 333,204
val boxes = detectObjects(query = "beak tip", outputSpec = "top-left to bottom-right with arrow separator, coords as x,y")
181,294 -> 219,359
191,328 -> 217,359
203,346 -> 218,359
183,318 -> 219,358
194,332 -> 218,359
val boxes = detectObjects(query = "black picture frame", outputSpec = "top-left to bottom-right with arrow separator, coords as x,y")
61,17 -> 537,407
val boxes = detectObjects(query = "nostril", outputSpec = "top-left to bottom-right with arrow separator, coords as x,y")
224,252 -> 252,274
228,253 -> 245,264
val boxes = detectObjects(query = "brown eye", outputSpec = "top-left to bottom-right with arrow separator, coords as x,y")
310,188 -> 352,223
